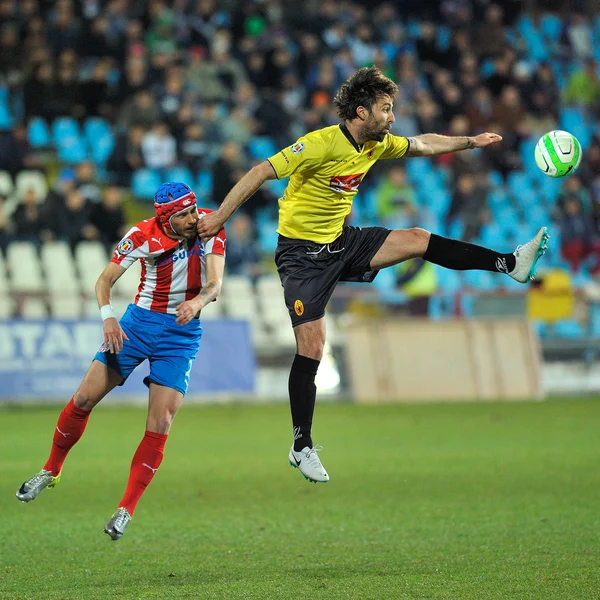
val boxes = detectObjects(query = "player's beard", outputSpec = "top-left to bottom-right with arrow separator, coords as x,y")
363,120 -> 389,143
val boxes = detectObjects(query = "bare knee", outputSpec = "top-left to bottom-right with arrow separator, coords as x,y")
72,388 -> 101,412
147,409 -> 176,434
406,227 -> 431,258
294,321 -> 326,361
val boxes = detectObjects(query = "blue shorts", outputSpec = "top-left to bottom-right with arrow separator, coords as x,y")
94,304 -> 202,396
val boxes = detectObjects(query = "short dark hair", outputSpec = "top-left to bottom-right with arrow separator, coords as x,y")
333,66 -> 398,121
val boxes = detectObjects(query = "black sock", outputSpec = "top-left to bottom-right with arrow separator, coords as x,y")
423,234 -> 516,273
289,354 -> 320,452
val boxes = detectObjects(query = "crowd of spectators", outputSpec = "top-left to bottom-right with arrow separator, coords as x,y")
1,0 -> 600,282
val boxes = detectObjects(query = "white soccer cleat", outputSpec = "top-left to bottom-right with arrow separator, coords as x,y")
16,469 -> 61,502
509,226 -> 550,283
289,445 -> 329,483
104,507 -> 132,541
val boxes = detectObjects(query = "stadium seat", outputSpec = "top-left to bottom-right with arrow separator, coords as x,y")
0,86 -> 12,128
248,136 -> 278,161
21,297 -> 49,319
83,117 -> 111,142
220,275 -> 270,348
27,117 -> 51,148
40,240 -> 81,295
49,293 -> 83,319
75,241 -> 109,295
132,168 -> 162,200
199,298 -> 223,320
51,117 -> 80,143
258,223 -> 279,254
14,170 -> 48,201
6,241 -> 45,293
196,170 -> 213,200
56,135 -> 89,164
165,166 -> 194,188
552,318 -> 585,339
256,275 -> 296,348
112,260 -> 141,300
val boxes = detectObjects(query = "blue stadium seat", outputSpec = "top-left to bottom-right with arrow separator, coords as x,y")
552,319 -> 585,339
83,117 -> 111,142
428,295 -> 455,320
196,169 -> 213,201
52,117 -> 80,144
56,136 -> 88,163
27,117 -> 51,148
435,267 -> 462,294
132,168 -> 162,200
507,171 -> 536,197
248,136 -> 278,161
257,221 -> 279,253
0,87 -> 12,128
165,166 -> 194,188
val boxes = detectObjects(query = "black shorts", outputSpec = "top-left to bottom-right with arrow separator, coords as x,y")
275,225 -> 391,326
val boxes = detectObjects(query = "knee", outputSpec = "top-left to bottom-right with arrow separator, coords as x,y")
72,389 -> 97,412
407,227 -> 431,257
148,409 -> 176,435
296,337 -> 325,361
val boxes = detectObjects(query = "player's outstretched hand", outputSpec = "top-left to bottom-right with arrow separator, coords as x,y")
197,211 -> 225,238
176,299 -> 201,325
103,318 -> 129,354
471,132 -> 503,148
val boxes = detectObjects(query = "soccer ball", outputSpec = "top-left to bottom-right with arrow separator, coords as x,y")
534,130 -> 582,178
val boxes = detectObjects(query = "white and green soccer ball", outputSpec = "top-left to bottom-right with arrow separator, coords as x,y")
534,130 -> 582,178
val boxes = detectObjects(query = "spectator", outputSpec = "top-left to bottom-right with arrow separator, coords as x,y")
75,161 -> 102,204
180,123 -> 208,172
558,196 -> 600,273
224,213 -> 263,278
446,173 -> 489,241
89,185 -> 128,249
141,121 -> 177,172
212,141 -> 246,207
11,188 -> 50,244
51,187 -> 95,249
107,125 -> 145,187
373,166 -> 418,226
118,89 -> 161,131
563,58 -> 600,111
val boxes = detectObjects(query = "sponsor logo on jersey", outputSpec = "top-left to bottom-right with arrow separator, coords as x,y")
156,243 -> 205,266
329,173 -> 364,193
290,142 -> 305,154
117,238 -> 134,255
294,299 -> 304,316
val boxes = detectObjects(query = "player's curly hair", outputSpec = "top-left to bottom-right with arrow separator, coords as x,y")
333,66 -> 398,121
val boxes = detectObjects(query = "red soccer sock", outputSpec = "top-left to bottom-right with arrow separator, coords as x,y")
118,430 -> 168,516
43,398 -> 91,476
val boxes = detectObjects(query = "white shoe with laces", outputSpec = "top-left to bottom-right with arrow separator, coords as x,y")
509,226 -> 550,283
289,445 -> 329,483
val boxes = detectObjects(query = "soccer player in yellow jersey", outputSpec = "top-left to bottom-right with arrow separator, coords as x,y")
198,66 -> 549,483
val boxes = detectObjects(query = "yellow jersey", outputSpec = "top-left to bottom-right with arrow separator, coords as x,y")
267,124 -> 409,244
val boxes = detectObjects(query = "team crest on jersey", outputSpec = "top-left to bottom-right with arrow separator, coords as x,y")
294,299 -> 304,316
117,238 -> 134,255
329,173 -> 364,193
290,142 -> 305,154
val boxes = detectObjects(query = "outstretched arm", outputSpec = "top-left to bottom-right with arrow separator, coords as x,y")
197,161 -> 277,238
405,132 -> 502,157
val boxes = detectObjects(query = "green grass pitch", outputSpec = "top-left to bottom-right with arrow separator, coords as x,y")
1,398 -> 599,599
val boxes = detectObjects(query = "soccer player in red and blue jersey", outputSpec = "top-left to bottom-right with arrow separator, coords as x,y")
16,182 -> 226,541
